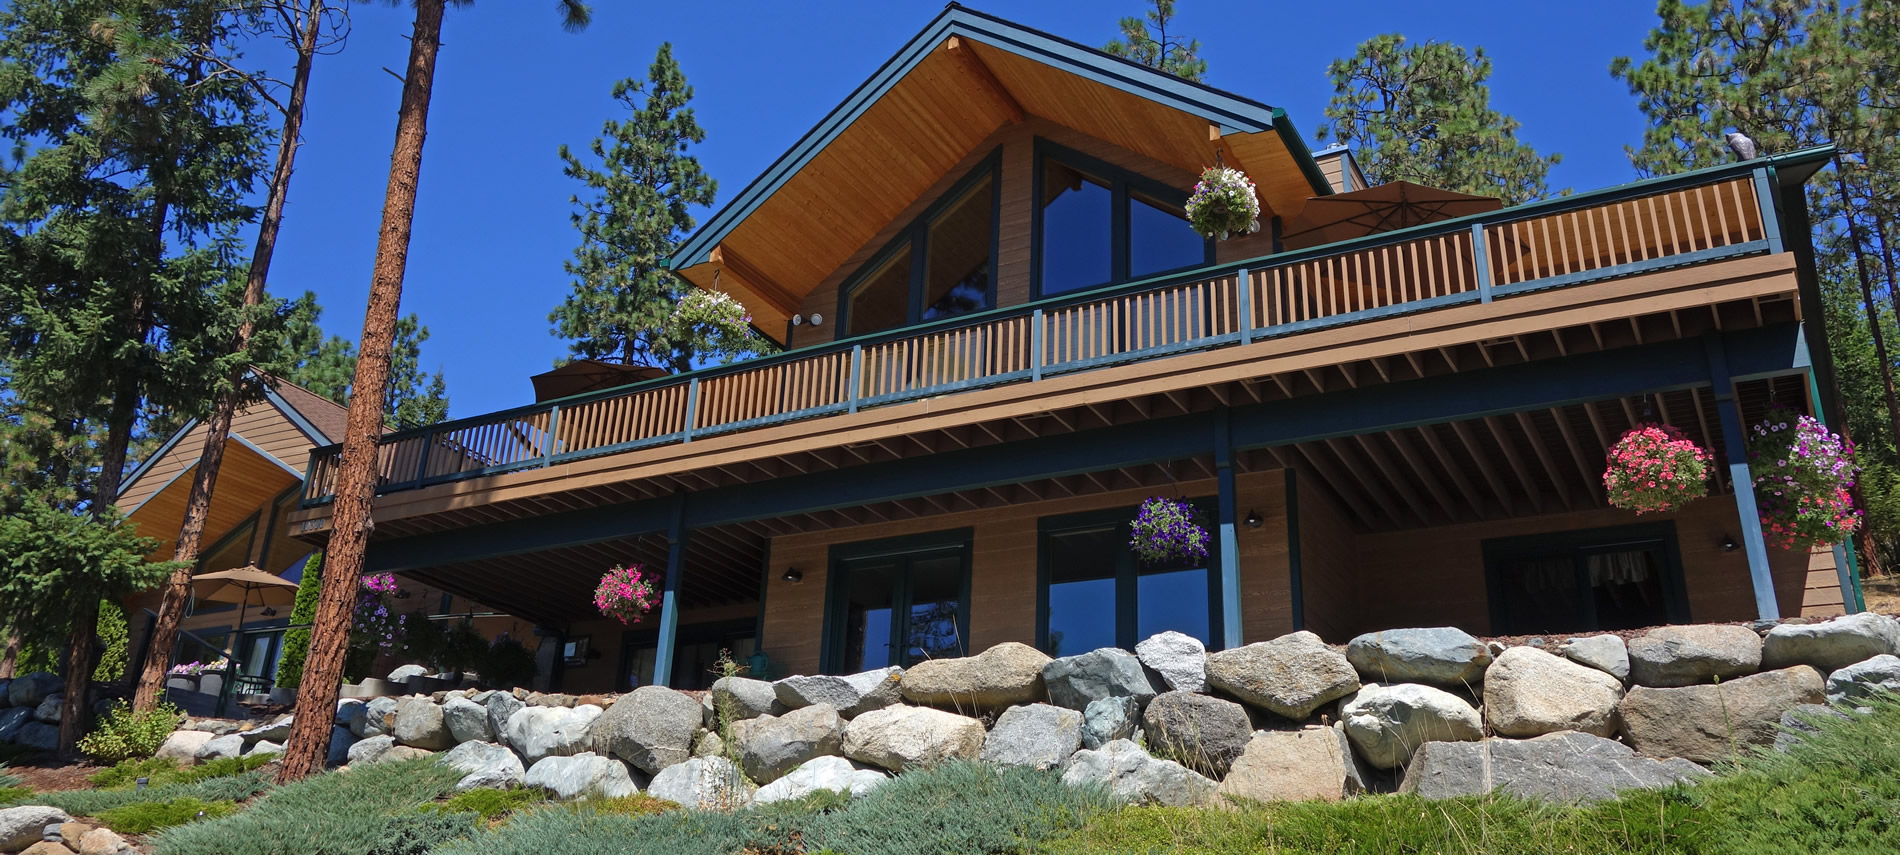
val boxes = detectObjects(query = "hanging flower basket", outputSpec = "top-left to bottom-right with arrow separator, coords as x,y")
1185,166 -> 1261,240
1747,406 -> 1861,550
1604,423 -> 1711,514
595,564 -> 658,625
1129,497 -> 1211,566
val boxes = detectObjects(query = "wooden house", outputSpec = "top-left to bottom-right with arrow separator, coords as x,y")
286,6 -> 1860,693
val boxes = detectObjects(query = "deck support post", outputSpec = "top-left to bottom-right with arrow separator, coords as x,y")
1236,268 -> 1254,343
654,494 -> 689,687
1214,408 -> 1244,650
1471,223 -> 1493,304
1705,336 -> 1780,621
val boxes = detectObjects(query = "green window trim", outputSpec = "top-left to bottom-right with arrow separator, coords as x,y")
1035,500 -> 1226,654
835,149 -> 1004,338
1029,137 -> 1214,299
819,528 -> 975,675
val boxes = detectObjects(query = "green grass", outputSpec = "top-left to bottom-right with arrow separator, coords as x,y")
1043,696 -> 1900,855
23,768 -> 271,817
95,797 -> 238,834
88,753 -> 275,791
150,755 -> 468,855
422,787 -> 550,823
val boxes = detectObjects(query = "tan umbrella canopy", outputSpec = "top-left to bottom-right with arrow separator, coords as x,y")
192,565 -> 300,647
530,359 -> 671,403
1282,181 -> 1504,250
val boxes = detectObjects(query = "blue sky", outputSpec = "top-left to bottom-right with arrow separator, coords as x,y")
262,0 -> 1665,418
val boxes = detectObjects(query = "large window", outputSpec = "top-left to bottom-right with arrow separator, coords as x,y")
840,153 -> 1000,337
619,619 -> 757,691
1038,505 -> 1221,656
822,531 -> 972,674
1035,140 -> 1211,298
1482,523 -> 1690,635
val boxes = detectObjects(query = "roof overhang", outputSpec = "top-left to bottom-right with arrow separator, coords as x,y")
123,436 -> 301,562
671,4 -> 1332,342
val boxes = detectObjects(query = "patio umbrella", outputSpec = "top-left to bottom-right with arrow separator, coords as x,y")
191,565 -> 300,645
530,359 -> 670,403
1281,181 -> 1504,250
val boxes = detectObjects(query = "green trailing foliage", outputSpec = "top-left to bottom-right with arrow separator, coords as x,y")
93,599 -> 129,682
0,767 -> 30,805
274,551 -> 324,689
422,787 -> 549,823
77,700 -> 182,764
96,797 -> 237,835
150,755 -> 465,855
434,761 -> 1114,855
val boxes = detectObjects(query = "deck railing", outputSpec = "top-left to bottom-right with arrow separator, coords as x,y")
300,162 -> 1785,507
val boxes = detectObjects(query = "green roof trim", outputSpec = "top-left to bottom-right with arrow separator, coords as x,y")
670,3 -> 1328,273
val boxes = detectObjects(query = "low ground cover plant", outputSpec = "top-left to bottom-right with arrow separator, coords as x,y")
151,755 -> 465,855
96,796 -> 237,834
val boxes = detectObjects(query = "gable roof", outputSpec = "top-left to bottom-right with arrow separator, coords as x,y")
669,4 -> 1332,336
264,374 -> 348,444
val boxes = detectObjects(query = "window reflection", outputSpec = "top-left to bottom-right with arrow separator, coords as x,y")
1045,526 -> 1121,657
1129,190 -> 1206,278
1039,159 -> 1113,295
845,245 -> 912,337
923,174 -> 993,322
1138,564 -> 1210,643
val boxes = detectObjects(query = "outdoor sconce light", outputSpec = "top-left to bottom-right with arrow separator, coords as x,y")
1720,534 -> 1739,553
1244,510 -> 1263,529
261,607 -> 278,617
790,313 -> 825,328
782,567 -> 804,584
394,589 -> 411,599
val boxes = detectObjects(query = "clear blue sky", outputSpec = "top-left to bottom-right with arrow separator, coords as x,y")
262,0 -> 1664,419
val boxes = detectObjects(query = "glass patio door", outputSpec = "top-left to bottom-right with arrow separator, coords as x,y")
829,544 -> 970,674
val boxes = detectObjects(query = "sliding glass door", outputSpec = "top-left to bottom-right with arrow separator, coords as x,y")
825,534 -> 972,674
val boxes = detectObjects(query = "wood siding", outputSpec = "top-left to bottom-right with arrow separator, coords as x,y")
1296,474 -> 1358,643
1802,546 -> 1847,617
760,470 -> 1290,676
120,402 -> 316,510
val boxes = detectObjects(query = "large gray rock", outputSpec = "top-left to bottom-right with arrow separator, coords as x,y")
1620,666 -> 1824,763
1628,625 -> 1762,687
440,740 -> 524,791
346,734 -> 398,765
32,695 -> 60,724
245,740 -> 283,759
442,697 -> 493,745
243,715 -> 293,744
1483,646 -> 1624,738
1345,627 -> 1491,688
155,729 -> 214,763
1139,690 -> 1251,777
711,676 -> 786,722
523,752 -> 638,799
899,642 -> 1050,710
731,704 -> 845,784
389,664 -> 430,683
841,705 -> 985,773
590,685 -> 701,775
750,756 -> 889,805
1826,653 -> 1900,704
7,673 -> 59,708
1763,612 -> 1900,672
1339,682 -> 1483,769
693,730 -> 725,759
980,703 -> 1082,770
1135,631 -> 1208,693
1060,738 -> 1216,807
12,722 -> 55,751
1081,696 -> 1140,750
393,697 -> 454,750
195,733 -> 244,762
773,667 -> 903,718
1559,635 -> 1631,682
335,698 -> 365,726
1401,731 -> 1711,803
327,725 -> 356,768
1205,631 -> 1360,720
503,704 -> 602,764
351,696 -> 399,739
0,708 -> 33,743
485,691 -> 525,747
1216,726 -> 1365,804
0,805 -> 71,852
646,756 -> 755,810
1042,648 -> 1158,712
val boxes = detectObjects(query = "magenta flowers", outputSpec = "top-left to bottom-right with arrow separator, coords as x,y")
1604,423 -> 1711,514
1130,497 -> 1211,566
1747,406 -> 1860,550
595,564 -> 658,625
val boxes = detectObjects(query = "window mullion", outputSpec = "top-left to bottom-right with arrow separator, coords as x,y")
1111,177 -> 1131,286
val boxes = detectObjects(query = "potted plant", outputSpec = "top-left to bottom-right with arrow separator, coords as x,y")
595,564 -> 658,624
1129,497 -> 1211,565
1604,423 -> 1711,514
1185,166 -> 1261,240
1747,406 -> 1861,549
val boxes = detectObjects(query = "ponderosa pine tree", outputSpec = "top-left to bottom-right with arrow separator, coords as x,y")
551,43 -> 769,373
0,0 -> 270,753
277,0 -> 593,784
1317,34 -> 1562,205
280,298 -> 450,428
1104,0 -> 1207,82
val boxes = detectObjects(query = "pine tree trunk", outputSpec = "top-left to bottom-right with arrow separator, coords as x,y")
277,0 -> 445,783
0,632 -> 18,679
64,375 -> 141,755
134,0 -> 326,714
1834,168 -> 1900,449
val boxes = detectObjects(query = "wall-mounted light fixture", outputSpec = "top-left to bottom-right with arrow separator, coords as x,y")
790,313 -> 825,328
261,607 -> 279,617
782,567 -> 804,584
1244,510 -> 1263,529
1720,534 -> 1739,553
394,588 -> 412,599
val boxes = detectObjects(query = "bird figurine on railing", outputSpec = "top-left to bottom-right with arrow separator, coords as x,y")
1727,130 -> 1760,161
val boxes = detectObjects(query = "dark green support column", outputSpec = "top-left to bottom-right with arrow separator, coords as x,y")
1806,368 -> 1867,612
654,495 -> 689,687
1214,409 -> 1243,650
1706,337 -> 1779,621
